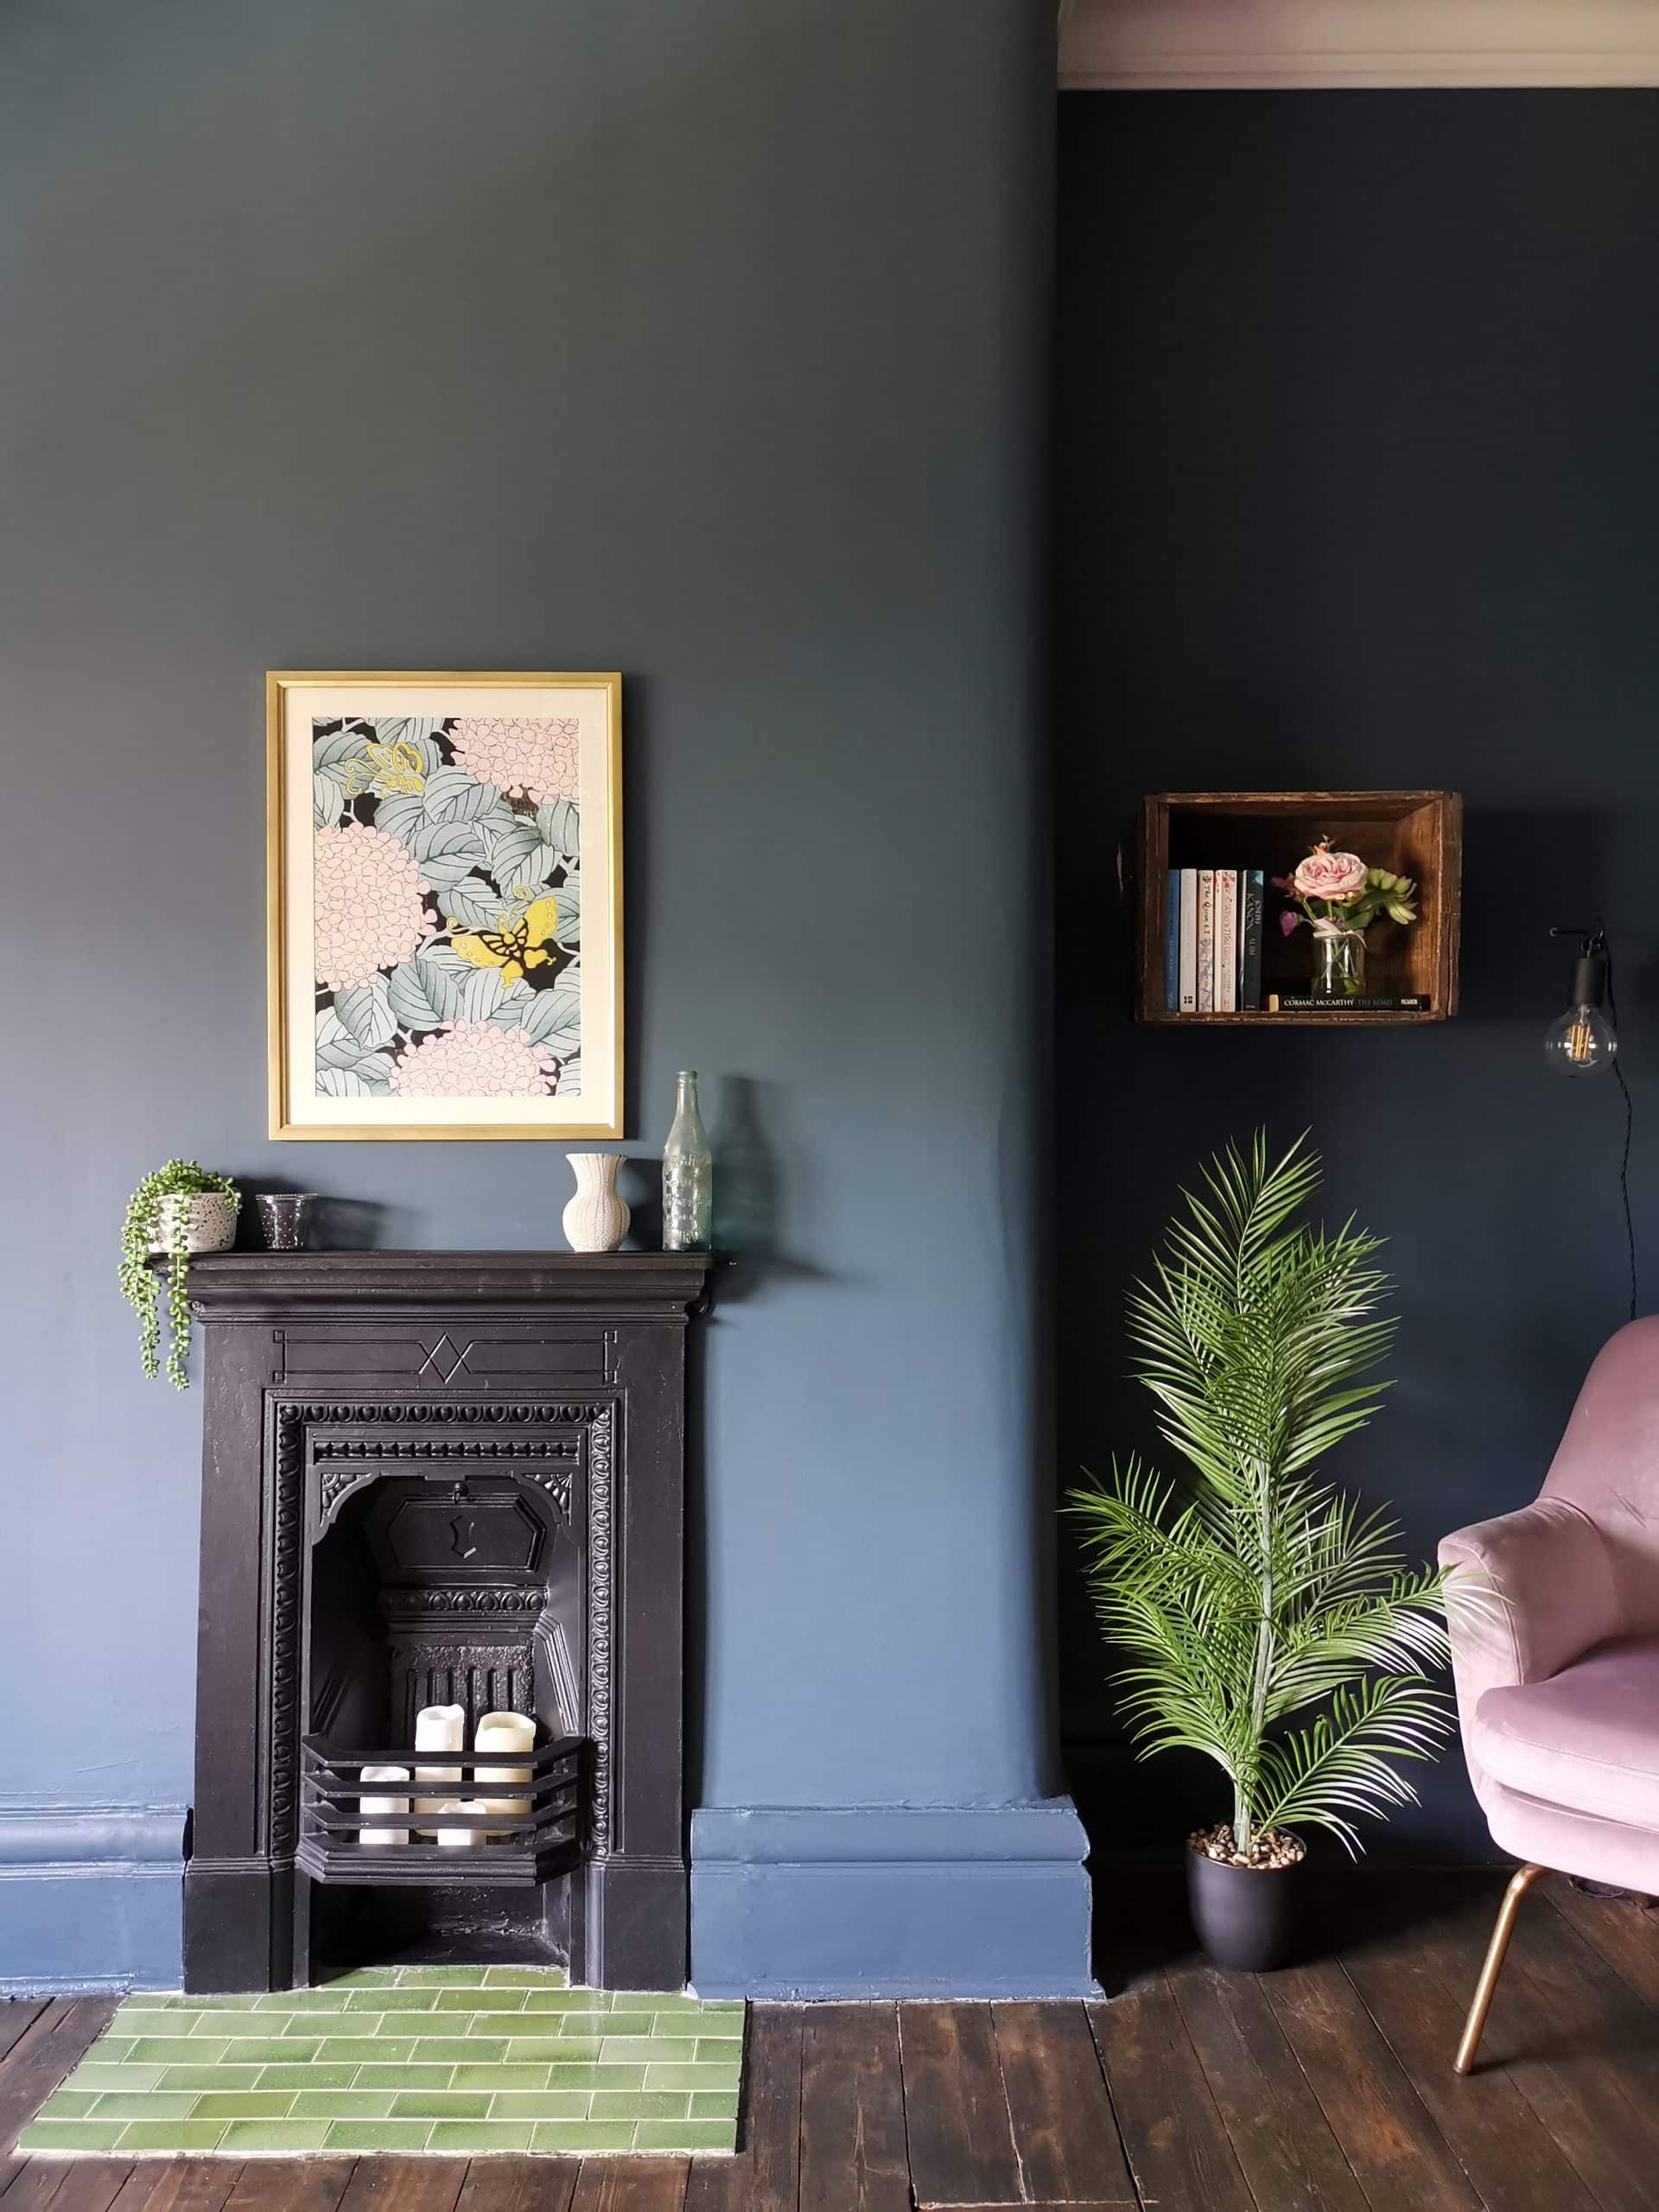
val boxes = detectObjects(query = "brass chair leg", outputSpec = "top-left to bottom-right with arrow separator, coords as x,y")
1453,1863 -> 1545,2075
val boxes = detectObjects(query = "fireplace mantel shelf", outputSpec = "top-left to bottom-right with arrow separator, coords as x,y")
184,1249 -> 719,1313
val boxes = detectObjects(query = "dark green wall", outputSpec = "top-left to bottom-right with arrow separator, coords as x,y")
1058,90 -> 1659,1858
0,0 -> 1065,1987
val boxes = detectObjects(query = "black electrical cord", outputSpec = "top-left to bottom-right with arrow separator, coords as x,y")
1606,945 -> 1638,1323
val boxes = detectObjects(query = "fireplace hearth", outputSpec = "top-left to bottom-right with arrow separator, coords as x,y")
181,1251 -> 713,1995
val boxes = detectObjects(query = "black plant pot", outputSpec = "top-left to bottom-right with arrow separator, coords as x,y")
1186,1840 -> 1306,1972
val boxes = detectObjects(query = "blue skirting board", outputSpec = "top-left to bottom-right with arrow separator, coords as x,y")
690,1799 -> 1096,1999
0,1806 -> 185,1993
1,1798 -> 1094,1999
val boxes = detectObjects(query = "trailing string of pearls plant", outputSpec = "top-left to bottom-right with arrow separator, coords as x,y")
118,1159 -> 240,1389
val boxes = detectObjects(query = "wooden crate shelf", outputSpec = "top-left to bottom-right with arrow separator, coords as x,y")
1135,790 -> 1462,1025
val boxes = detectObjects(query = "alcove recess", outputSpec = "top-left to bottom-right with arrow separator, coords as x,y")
1135,790 -> 1463,1025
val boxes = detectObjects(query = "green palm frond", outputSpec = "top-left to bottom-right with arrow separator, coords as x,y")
1254,1678 -> 1454,1854
1067,1132 -> 1455,1859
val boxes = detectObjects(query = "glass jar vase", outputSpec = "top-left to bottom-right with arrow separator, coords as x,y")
1312,929 -> 1366,1000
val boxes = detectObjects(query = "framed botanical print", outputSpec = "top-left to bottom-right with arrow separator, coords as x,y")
268,671 -> 621,1139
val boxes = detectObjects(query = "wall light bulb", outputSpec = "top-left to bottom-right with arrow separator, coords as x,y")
1544,950 -> 1618,1077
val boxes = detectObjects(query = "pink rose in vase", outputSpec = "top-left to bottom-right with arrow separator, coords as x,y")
1290,843 -> 1368,903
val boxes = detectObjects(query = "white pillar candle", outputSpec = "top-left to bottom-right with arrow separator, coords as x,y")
358,1764 -> 410,1847
434,1798 -> 489,1848
413,1703 -> 467,1828
474,1711 -> 536,1836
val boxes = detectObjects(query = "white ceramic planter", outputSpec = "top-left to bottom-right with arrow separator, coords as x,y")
562,1154 -> 630,1254
148,1192 -> 238,1255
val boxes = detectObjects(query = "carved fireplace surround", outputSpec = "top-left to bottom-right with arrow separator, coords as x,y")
181,1250 -> 713,1996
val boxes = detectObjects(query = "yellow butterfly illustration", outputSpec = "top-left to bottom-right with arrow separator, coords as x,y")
341,738 -> 426,798
450,894 -> 566,984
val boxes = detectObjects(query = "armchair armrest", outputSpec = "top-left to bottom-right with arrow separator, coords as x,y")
1440,1497 -> 1620,1719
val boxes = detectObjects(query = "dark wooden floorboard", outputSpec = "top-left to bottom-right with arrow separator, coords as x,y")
27,1897 -> 1659,2212
219,2162 -> 358,2212
0,2017 -> 48,2073
682,2005 -> 800,2212
1171,1964 -> 1369,2212
107,2163 -> 245,2212
1545,1880 -> 1659,2014
898,2005 -> 1023,2210
1342,1933 -> 1601,2212
334,2161 -> 467,2212
1433,1885 -> 1659,2212
0,2005 -> 120,2158
454,2158 -> 576,2212
1087,1980 -> 1257,2212
42,2169 -> 136,2212
0,2168 -> 72,2212
1263,1959 -> 1481,2212
569,2163 -> 687,2212
1511,1884 -> 1659,2095
1421,1885 -> 1659,2212
990,2001 -> 1135,2206
797,2004 -> 908,2212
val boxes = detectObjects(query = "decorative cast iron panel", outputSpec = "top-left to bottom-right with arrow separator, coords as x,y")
269,1399 -> 610,1859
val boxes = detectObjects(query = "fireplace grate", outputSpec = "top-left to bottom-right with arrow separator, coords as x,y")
298,1733 -> 588,1887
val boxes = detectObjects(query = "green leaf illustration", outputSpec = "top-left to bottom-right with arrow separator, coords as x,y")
486,820 -> 546,888
313,726 -> 373,773
315,1055 -> 393,1096
515,984 -> 582,1054
334,976 -> 397,1052
386,955 -> 461,1032
316,1006 -> 367,1069
405,819 -> 489,890
454,968 -> 505,1025
313,769 -> 346,828
372,791 -> 428,847
439,876 -> 510,931
536,798 -> 580,858
423,766 -> 507,826
367,718 -> 446,777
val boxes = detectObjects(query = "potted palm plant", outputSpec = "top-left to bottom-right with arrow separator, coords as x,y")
1071,1134 -> 1453,1970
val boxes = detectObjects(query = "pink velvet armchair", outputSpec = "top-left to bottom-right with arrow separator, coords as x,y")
1440,1316 -> 1659,2072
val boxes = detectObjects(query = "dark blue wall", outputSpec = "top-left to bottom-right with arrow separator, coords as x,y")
0,0 -> 1082,1993
1058,91 -> 1659,1861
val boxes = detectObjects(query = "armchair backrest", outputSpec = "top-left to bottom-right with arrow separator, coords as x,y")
1541,1315 -> 1659,1639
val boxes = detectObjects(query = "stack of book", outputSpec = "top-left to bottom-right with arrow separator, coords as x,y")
1165,868 -> 1263,1014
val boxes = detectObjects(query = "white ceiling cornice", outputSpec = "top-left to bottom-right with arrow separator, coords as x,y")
1059,0 -> 1659,90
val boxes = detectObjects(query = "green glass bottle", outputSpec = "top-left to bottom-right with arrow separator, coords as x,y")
662,1070 -> 713,1251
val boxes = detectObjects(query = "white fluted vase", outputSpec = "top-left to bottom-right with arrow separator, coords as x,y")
563,1154 -> 630,1254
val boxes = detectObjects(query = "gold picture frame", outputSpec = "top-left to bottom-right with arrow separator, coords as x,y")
268,671 -> 622,1140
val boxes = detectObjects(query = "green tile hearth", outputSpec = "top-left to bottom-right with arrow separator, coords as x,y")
19,1968 -> 742,2158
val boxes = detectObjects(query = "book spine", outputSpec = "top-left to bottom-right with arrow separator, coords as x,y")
1178,868 -> 1198,1012
1240,870 -> 1264,1011
1213,868 -> 1238,1013
1165,870 -> 1181,1013
1197,871 -> 1216,1013
1267,994 -> 1430,1012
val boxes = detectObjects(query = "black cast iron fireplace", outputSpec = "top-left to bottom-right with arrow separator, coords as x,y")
181,1251 -> 713,1995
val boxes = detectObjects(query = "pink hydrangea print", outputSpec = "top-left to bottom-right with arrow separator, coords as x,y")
314,822 -> 430,990
449,716 -> 580,806
389,1020 -> 554,1099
